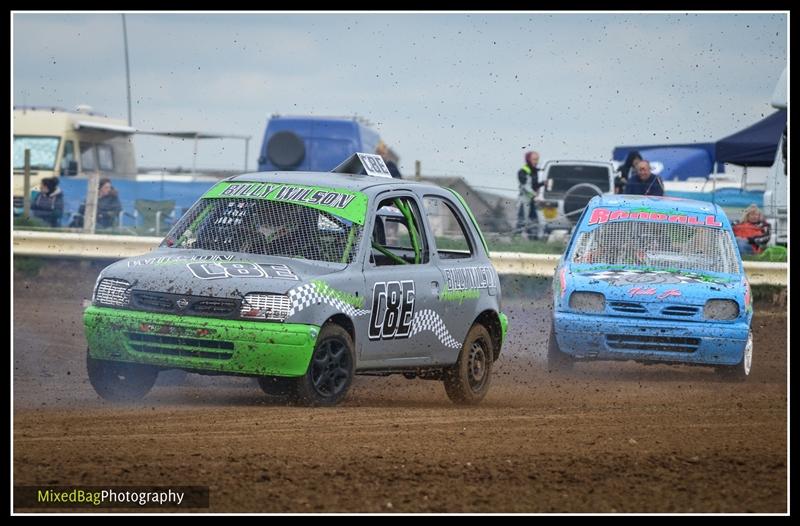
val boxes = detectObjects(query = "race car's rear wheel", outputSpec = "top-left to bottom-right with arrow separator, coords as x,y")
293,323 -> 354,407
443,324 -> 494,405
547,322 -> 574,372
87,352 -> 158,401
715,330 -> 753,381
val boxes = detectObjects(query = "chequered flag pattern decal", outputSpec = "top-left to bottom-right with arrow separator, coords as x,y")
287,283 -> 370,318
409,309 -> 462,349
287,283 -> 462,350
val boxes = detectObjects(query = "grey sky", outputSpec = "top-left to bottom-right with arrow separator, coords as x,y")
13,12 -> 787,193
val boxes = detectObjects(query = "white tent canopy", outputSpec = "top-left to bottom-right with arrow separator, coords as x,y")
136,130 -> 252,172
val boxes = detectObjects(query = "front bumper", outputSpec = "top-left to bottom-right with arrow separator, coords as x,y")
499,312 -> 509,345
553,311 -> 749,366
84,306 -> 319,377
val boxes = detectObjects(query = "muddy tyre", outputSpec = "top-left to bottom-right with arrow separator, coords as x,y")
292,324 -> 355,407
443,324 -> 494,405
87,352 -> 158,401
547,322 -> 574,372
156,369 -> 189,386
257,376 -> 298,398
715,330 -> 753,381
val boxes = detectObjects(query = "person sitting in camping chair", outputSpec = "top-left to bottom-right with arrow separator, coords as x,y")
732,204 -> 771,255
68,178 -> 123,229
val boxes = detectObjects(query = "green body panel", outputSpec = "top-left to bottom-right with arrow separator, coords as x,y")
84,306 -> 318,377
311,279 -> 365,309
203,181 -> 368,225
499,312 -> 509,345
439,289 -> 480,303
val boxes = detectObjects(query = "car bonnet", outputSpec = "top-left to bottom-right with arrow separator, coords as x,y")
99,248 -> 348,298
562,266 -> 741,305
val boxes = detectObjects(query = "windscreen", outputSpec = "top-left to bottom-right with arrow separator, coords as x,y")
569,221 -> 739,275
14,136 -> 60,170
162,198 -> 363,264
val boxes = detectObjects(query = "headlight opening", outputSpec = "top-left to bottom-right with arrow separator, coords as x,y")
94,278 -> 132,307
704,299 -> 740,320
240,293 -> 291,321
569,291 -> 606,313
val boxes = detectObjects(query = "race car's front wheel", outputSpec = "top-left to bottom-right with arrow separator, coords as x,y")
443,324 -> 494,405
257,376 -> 297,399
715,330 -> 753,381
547,322 -> 574,372
86,352 -> 158,401
293,323 -> 355,407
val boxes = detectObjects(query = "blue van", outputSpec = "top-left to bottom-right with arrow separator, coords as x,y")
257,115 -> 382,172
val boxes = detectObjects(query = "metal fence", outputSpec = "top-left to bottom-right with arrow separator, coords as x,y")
12,231 -> 787,286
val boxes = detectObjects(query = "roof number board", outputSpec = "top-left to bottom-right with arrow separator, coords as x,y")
357,153 -> 392,178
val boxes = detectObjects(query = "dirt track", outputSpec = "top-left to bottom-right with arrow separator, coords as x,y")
13,261 -> 787,513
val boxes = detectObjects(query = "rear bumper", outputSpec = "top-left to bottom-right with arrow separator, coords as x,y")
84,306 -> 318,377
553,311 -> 749,366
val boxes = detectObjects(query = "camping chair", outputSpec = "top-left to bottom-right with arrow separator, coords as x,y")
757,245 -> 787,262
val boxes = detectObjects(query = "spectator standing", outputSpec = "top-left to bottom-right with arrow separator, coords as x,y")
30,177 -> 64,227
516,151 -> 543,238
376,142 -> 402,179
615,150 -> 642,194
732,205 -> 771,255
623,159 -> 664,196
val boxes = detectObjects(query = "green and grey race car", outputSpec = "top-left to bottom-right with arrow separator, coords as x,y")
84,154 -> 507,406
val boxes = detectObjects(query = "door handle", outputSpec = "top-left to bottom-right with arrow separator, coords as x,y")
431,281 -> 440,294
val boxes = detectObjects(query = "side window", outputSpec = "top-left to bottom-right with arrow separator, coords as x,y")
564,206 -> 590,258
422,196 -> 474,259
61,140 -> 76,174
370,196 -> 428,266
80,142 -> 96,171
97,144 -> 114,171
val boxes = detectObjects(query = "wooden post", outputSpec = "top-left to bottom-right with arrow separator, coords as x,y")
22,149 -> 31,219
84,171 -> 100,234
415,160 -> 421,181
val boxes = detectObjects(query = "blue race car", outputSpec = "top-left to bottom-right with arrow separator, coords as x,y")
549,195 -> 753,379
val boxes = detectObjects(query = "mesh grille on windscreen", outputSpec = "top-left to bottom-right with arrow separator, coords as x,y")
162,198 -> 363,264
570,221 -> 738,274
